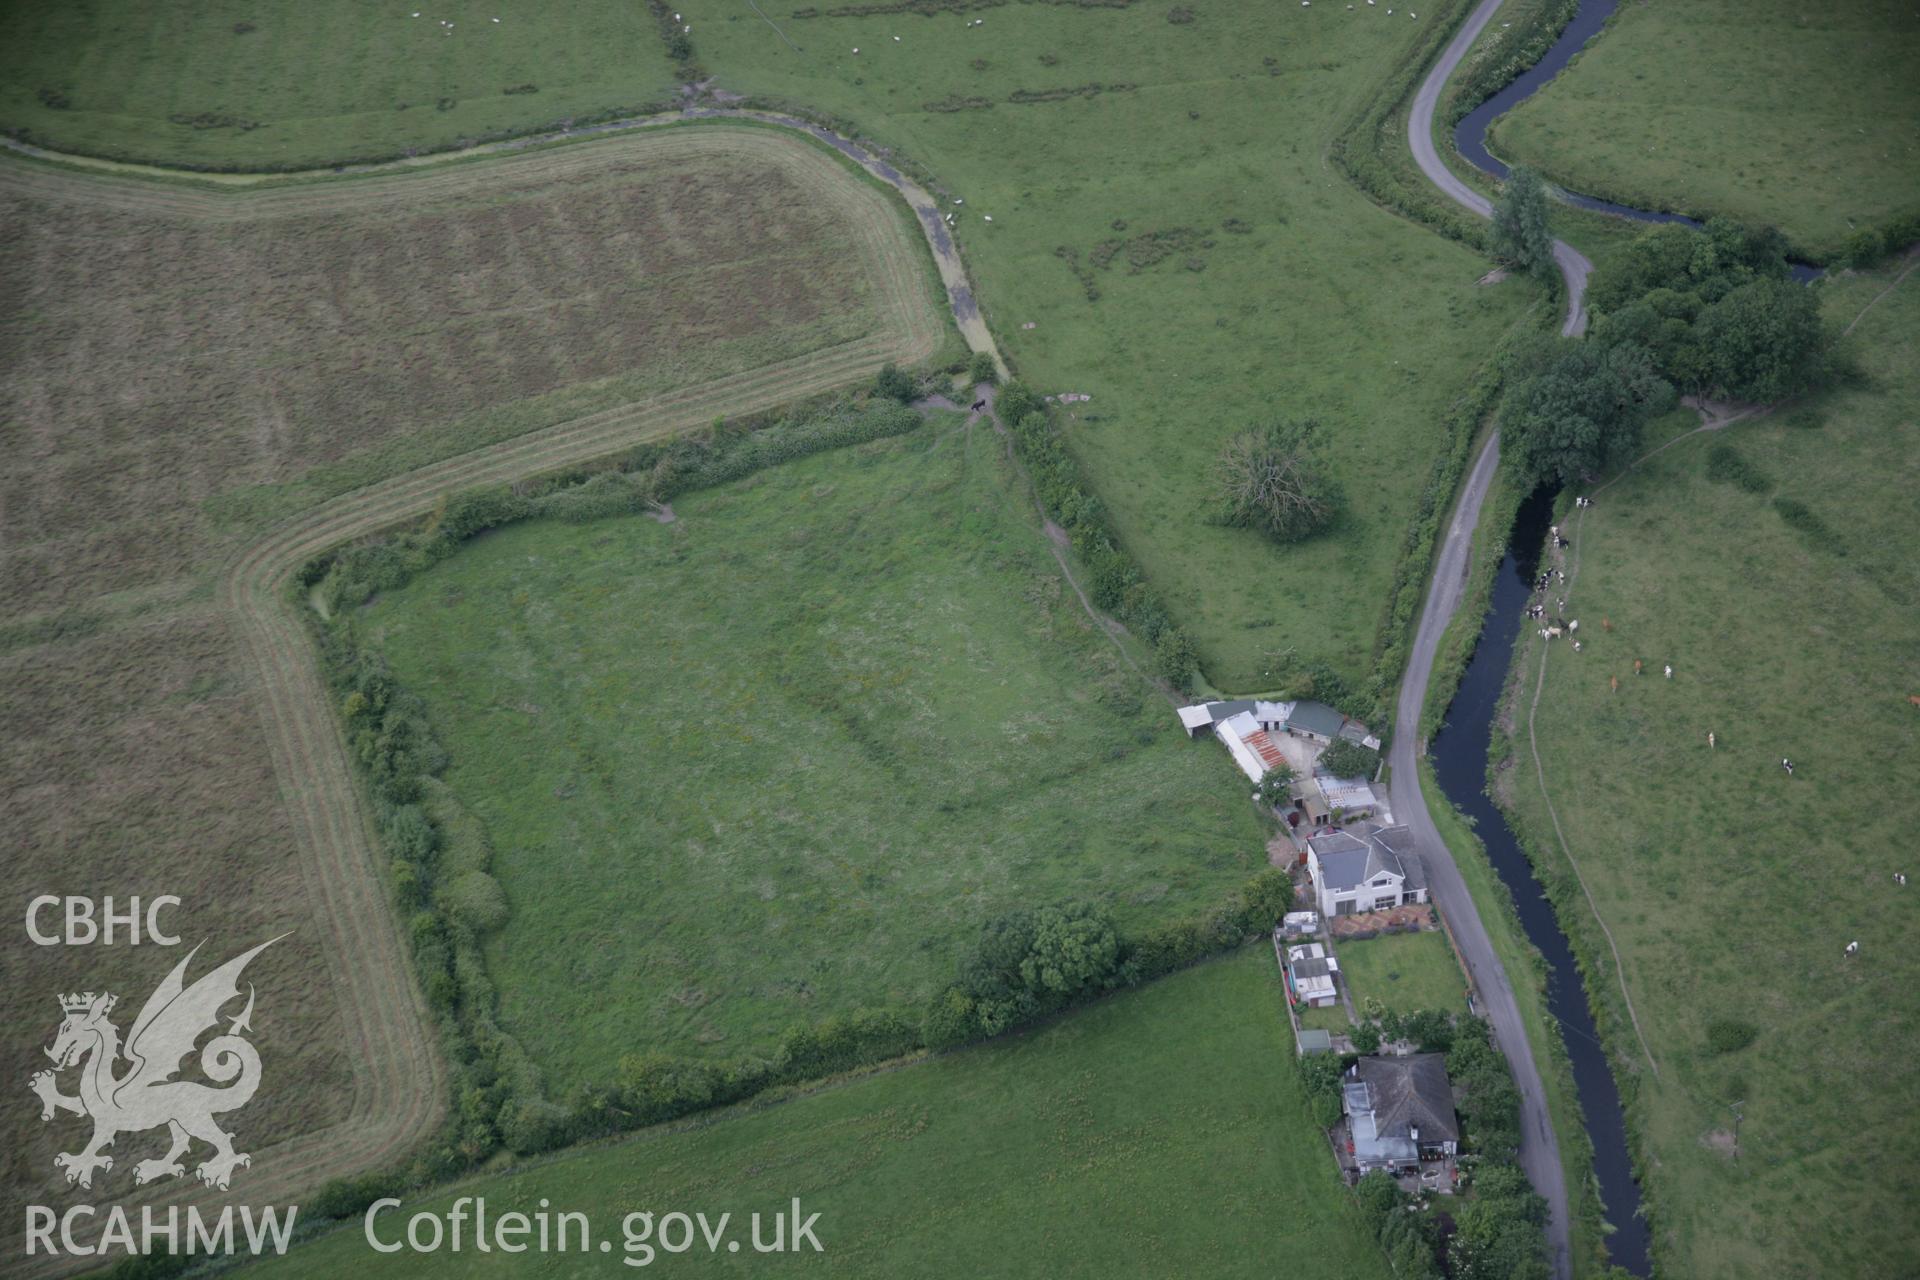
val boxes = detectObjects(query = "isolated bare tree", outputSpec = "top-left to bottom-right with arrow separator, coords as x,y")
1213,419 -> 1341,543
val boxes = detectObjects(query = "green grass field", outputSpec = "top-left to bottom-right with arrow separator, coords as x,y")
0,125 -> 952,1215
1336,930 -> 1468,1017
1499,262 -> 1920,1279
0,0 -> 683,168
251,947 -> 1391,1278
4,0 -> 1549,693
693,0 -> 1543,690
1488,0 -> 1920,259
362,419 -> 1270,1082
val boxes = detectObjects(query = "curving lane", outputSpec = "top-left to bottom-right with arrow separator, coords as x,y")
1396,3 -> 1578,1275
1408,0 -> 1592,336
1384,432 -> 1573,1279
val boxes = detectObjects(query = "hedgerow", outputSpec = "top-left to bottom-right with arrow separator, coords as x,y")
996,380 -> 1192,675
298,392 -> 1296,1199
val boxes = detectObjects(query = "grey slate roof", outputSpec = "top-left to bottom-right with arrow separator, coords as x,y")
1204,699 -> 1256,722
1308,822 -> 1423,894
1353,1053 -> 1459,1144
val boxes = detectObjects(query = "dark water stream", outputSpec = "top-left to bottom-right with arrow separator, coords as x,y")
1453,0 -> 1822,280
1429,486 -> 1652,1277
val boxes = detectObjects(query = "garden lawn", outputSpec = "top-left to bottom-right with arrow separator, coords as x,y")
362,420 -> 1271,1085
1500,262 -> 1920,1279
251,947 -> 1391,1279
1335,930 -> 1468,1018
1488,0 -> 1920,259
693,0 -> 1542,691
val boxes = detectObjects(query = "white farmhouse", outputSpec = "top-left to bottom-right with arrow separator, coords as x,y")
1305,822 -> 1427,918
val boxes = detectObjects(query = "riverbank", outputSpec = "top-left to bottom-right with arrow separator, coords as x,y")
1426,485 -> 1650,1276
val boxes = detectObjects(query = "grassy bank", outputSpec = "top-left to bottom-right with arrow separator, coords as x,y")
1487,0 -> 1920,261
1492,261 -> 1920,1277
250,946 -> 1392,1278
1418,760 -> 1606,1275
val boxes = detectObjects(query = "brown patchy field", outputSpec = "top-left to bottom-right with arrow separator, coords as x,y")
0,124 -> 945,1252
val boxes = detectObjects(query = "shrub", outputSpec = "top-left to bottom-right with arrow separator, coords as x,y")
1236,867 -> 1294,928
873,361 -> 917,402
967,350 -> 998,385
1705,1018 -> 1759,1055
1318,737 -> 1378,779
441,870 -> 509,933
308,1170 -> 407,1221
777,1008 -> 919,1078
1212,419 -> 1343,543
1705,443 -> 1772,493
1256,766 -> 1296,807
1153,626 -> 1199,690
1295,1050 -> 1345,1128
1772,496 -> 1843,551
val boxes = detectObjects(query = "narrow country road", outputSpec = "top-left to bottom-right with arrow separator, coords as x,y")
1397,3 -> 1580,1273
1408,0 -> 1592,336
1384,434 -> 1573,1280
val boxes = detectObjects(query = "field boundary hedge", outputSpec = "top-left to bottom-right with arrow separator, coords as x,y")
289,396 -> 1297,1224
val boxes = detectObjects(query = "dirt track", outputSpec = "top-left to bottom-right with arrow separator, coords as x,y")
8,121 -> 961,1279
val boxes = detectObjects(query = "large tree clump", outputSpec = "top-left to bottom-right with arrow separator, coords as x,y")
1498,338 -> 1676,488
1587,217 -> 1827,402
1213,419 -> 1344,544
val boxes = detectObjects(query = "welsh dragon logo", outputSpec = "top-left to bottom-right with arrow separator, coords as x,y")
30,937 -> 282,1191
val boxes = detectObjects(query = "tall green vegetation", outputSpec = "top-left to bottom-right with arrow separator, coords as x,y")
1212,419 -> 1345,544
1318,737 -> 1381,780
1589,218 -> 1829,402
1501,216 -> 1834,489
1497,335 -> 1676,488
1490,166 -> 1556,279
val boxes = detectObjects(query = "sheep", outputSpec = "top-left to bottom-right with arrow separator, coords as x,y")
1664,664 -> 1673,679
1572,640 -> 1582,652
1781,758 -> 1794,775
1569,619 -> 1579,633
1545,625 -> 1563,639
1538,629 -> 1550,639
1844,940 -> 1859,956
1707,732 -> 1716,749
984,215 -> 994,222
1894,872 -> 1907,886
